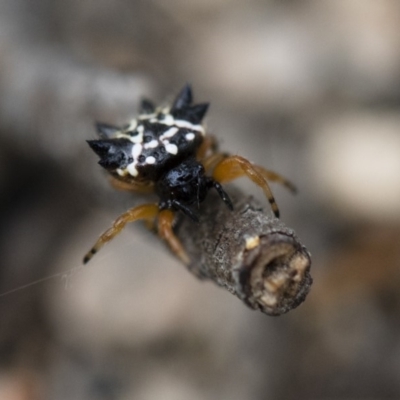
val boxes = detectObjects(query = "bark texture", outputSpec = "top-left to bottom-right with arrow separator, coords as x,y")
177,189 -> 312,316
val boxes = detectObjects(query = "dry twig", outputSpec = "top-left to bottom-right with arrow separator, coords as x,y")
177,189 -> 312,316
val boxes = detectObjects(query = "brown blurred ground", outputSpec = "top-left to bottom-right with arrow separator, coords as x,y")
1,1 -> 400,399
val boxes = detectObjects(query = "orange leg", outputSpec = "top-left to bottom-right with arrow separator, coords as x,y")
109,176 -> 155,193
83,203 -> 159,264
202,152 -> 226,172
196,134 -> 219,161
252,165 -> 297,194
158,210 -> 190,265
212,155 -> 282,218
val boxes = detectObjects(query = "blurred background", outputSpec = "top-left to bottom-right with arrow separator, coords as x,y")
1,1 -> 400,399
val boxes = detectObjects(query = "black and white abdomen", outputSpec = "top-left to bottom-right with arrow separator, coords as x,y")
121,119 -> 204,180
88,114 -> 205,182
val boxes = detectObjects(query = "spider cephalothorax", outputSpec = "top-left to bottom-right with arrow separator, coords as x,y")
83,85 -> 295,265
155,157 -> 233,221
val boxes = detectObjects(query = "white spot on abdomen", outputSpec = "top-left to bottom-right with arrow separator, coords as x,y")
132,143 -> 143,158
163,114 -> 175,125
185,132 -> 195,141
144,140 -> 159,149
127,163 -> 139,176
146,156 -> 156,164
160,127 -> 178,140
164,143 -> 178,155
174,119 -> 204,133
127,120 -> 137,131
126,143 -> 143,176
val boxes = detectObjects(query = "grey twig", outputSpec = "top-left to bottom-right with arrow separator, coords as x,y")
177,189 -> 312,316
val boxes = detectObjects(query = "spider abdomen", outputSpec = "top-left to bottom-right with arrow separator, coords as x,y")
89,118 -> 204,182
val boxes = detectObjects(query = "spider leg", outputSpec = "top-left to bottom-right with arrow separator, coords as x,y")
212,155 -> 281,218
171,200 -> 199,222
159,199 -> 199,222
204,154 -> 296,193
252,165 -> 297,194
83,203 -> 159,264
109,176 -> 155,193
158,209 -> 190,264
207,178 -> 233,210
196,134 -> 219,161
202,152 -> 227,172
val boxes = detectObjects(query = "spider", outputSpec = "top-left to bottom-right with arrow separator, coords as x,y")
83,85 -> 296,265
